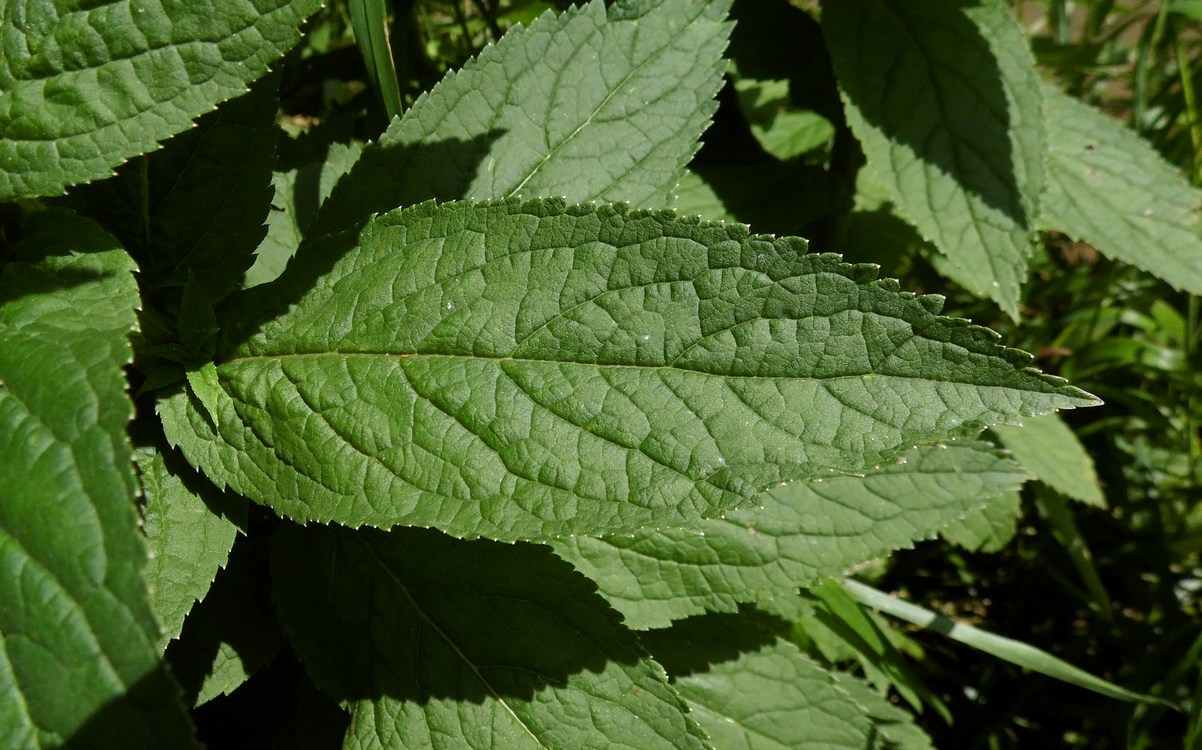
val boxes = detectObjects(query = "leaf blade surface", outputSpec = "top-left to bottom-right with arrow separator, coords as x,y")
0,0 -> 321,200
0,212 -> 194,747
272,524 -> 707,750
160,199 -> 1094,541
822,0 -> 1045,316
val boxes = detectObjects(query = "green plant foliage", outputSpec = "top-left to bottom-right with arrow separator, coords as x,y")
0,0 -> 322,200
137,447 -> 246,646
60,74 -> 282,302
992,412 -> 1105,507
313,0 -> 732,234
553,441 -> 1026,628
4,0 -> 1192,746
160,198 -> 1091,540
272,523 -> 708,750
1039,82 -> 1202,296
939,490 -> 1022,553
0,212 -> 193,746
822,0 -> 1045,316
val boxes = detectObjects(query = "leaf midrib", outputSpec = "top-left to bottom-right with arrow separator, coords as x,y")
356,536 -> 551,749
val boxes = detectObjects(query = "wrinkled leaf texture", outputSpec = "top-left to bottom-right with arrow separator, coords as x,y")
160,198 -> 1094,542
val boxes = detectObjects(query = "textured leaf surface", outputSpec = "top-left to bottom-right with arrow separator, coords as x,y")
314,0 -> 731,234
822,0 -> 1044,316
553,441 -> 1026,629
272,524 -> 707,750
829,670 -> 934,750
0,0 -> 320,200
138,447 -> 246,646
643,612 -> 891,749
0,212 -> 194,747
160,199 -> 1093,541
247,141 -> 364,288
164,538 -> 283,707
1039,83 -> 1202,296
992,411 -> 1105,507
61,75 -> 281,301
940,491 -> 1021,552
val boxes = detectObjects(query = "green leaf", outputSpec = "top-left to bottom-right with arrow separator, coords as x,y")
1039,82 -> 1202,296
0,0 -> 321,201
822,0 -> 1045,317
60,74 -> 282,302
314,0 -> 731,234
159,199 -> 1094,541
164,537 -> 284,707
553,441 -> 1026,629
271,524 -> 708,750
641,610 -> 897,749
734,77 -> 835,162
0,211 -> 194,747
939,491 -> 1021,552
137,446 -> 246,646
247,141 -> 364,288
992,411 -> 1105,507
829,670 -> 934,750
842,579 -> 1158,704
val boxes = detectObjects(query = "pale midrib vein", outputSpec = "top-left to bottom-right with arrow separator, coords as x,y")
221,349 -> 1030,389
505,7 -> 710,198
356,536 -> 552,749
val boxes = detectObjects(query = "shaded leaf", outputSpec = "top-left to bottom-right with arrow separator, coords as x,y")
992,411 -> 1105,507
60,74 -> 281,301
939,491 -> 1021,552
553,441 -> 1026,629
0,211 -> 194,747
0,0 -> 321,200
159,199 -> 1094,541
272,524 -> 707,750
822,0 -> 1045,316
138,446 -> 246,646
1039,82 -> 1202,296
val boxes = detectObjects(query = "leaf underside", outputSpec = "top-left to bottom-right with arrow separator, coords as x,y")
160,198 -> 1093,542
1039,82 -> 1202,296
822,0 -> 1045,316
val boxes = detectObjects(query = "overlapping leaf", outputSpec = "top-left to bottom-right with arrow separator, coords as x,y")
553,441 -> 1026,629
160,199 -> 1093,541
61,74 -> 282,301
138,446 -> 246,646
940,490 -> 1021,552
992,411 -> 1105,506
313,0 -> 731,234
0,212 -> 194,747
0,0 -> 322,200
822,0 -> 1045,316
272,524 -> 707,750
1039,82 -> 1202,296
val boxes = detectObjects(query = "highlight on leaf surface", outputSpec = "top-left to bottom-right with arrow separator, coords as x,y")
159,198 -> 1097,542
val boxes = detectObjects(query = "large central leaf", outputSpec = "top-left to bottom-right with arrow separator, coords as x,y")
159,198 -> 1095,541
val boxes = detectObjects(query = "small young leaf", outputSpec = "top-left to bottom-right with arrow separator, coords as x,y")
0,0 -> 321,200
553,441 -> 1027,629
992,411 -> 1105,507
822,0 -> 1045,316
272,524 -> 708,750
0,212 -> 195,747
314,0 -> 732,234
137,446 -> 246,646
159,199 -> 1095,541
1039,82 -> 1202,296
